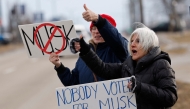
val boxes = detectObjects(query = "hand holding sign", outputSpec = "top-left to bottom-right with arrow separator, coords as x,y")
49,52 -> 61,68
127,76 -> 137,93
82,4 -> 99,22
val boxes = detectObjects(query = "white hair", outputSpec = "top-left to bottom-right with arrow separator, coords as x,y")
128,27 -> 159,55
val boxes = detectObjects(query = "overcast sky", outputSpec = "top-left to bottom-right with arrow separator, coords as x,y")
1,0 -> 128,31
2,0 -> 188,32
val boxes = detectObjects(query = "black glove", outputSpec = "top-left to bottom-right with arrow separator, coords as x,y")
70,38 -> 80,54
129,76 -> 137,93
79,37 -> 90,56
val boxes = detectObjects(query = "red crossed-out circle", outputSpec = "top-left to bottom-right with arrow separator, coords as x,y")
34,23 -> 66,54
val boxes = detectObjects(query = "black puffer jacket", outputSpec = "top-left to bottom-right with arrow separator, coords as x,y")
80,47 -> 178,109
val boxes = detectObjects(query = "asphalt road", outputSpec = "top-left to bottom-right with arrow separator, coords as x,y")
0,48 -> 78,109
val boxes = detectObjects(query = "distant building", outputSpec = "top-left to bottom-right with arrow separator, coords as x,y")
33,12 -> 44,23
8,4 -> 32,43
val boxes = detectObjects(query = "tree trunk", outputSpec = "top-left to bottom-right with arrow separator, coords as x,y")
139,0 -> 144,23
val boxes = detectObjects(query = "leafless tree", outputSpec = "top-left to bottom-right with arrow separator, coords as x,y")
162,0 -> 183,31
129,0 -> 144,29
139,0 -> 144,23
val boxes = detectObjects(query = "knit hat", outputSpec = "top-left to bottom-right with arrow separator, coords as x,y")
90,14 -> 116,31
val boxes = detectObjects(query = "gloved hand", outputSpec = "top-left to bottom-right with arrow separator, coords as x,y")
70,38 -> 80,54
128,76 -> 137,93
79,37 -> 90,56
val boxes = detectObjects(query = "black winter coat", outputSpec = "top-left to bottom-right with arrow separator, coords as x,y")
80,47 -> 178,109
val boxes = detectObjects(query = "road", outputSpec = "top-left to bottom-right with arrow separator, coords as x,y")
0,48 -> 78,109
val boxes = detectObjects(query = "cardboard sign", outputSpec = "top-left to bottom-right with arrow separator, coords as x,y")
18,20 -> 77,58
56,77 -> 137,109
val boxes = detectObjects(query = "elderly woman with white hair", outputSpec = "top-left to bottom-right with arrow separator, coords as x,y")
78,26 -> 178,109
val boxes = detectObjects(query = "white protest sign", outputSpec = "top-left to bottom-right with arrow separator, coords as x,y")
18,20 -> 77,58
56,77 -> 137,109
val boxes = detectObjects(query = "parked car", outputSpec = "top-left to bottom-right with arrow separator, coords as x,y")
74,24 -> 91,43
151,22 -> 184,32
59,24 -> 91,57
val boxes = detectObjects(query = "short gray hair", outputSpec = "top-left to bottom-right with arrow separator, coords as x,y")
128,27 -> 159,55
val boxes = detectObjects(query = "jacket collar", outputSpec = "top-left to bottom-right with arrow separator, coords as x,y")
126,47 -> 163,74
126,47 -> 171,74
135,47 -> 161,72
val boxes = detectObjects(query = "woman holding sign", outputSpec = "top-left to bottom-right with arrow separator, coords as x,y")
49,4 -> 129,85
78,24 -> 178,109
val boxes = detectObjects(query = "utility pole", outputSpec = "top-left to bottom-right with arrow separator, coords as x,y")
162,0 -> 180,31
129,0 -> 135,27
129,0 -> 144,29
139,0 -> 144,23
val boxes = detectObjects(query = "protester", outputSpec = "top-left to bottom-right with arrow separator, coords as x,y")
79,25 -> 178,109
49,4 -> 129,86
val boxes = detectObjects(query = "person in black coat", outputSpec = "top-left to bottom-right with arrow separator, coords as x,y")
78,25 -> 178,109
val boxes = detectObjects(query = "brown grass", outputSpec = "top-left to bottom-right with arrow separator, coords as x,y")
166,31 -> 190,43
173,81 -> 190,109
159,30 -> 190,55
0,43 -> 24,53
167,47 -> 187,54
160,30 -> 190,109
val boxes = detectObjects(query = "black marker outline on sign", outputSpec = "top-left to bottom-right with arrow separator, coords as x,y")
21,23 -> 73,56
33,23 -> 66,54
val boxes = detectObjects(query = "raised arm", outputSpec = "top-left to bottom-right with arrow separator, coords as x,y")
82,4 -> 128,62
95,16 -> 129,62
79,37 -> 122,80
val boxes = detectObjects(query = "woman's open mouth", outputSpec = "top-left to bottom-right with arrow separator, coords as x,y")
132,50 -> 137,55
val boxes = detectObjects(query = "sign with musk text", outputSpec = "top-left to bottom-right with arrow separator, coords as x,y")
18,20 -> 77,58
56,77 -> 137,109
